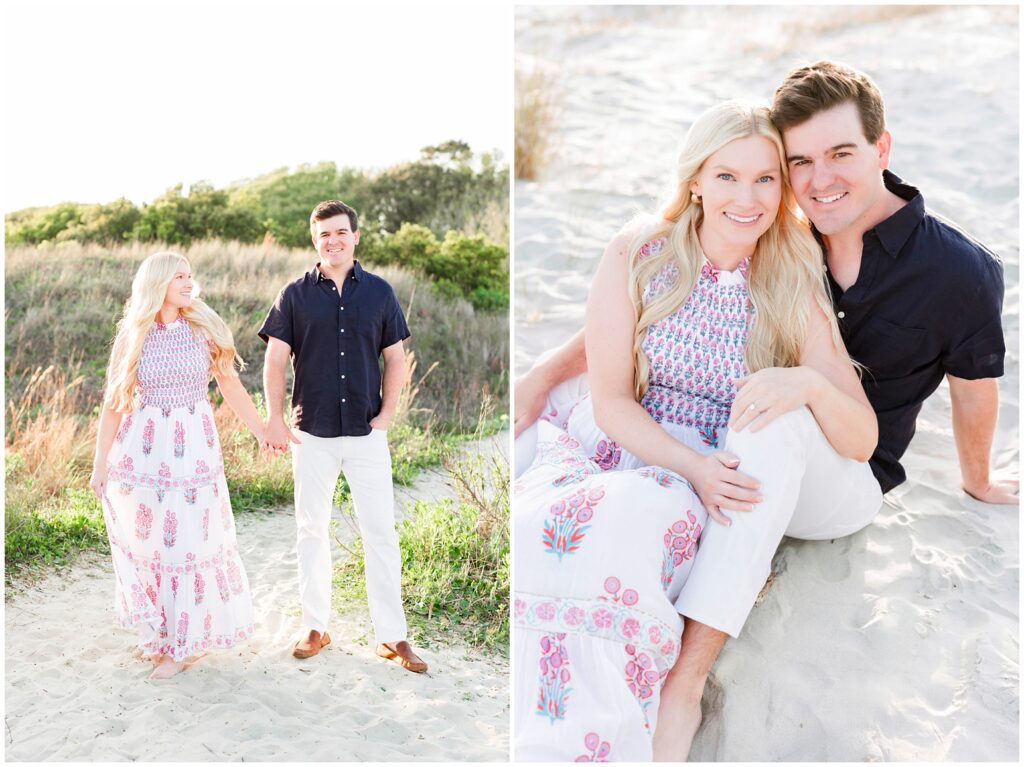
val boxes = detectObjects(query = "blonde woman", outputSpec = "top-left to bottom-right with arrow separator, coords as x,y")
513,101 -> 879,760
89,252 -> 265,680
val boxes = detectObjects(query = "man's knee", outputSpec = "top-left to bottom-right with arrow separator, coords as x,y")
725,405 -> 814,453
295,515 -> 330,543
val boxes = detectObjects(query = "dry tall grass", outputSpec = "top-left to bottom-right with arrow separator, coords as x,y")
516,67 -> 559,180
5,240 -> 508,578
5,241 -> 508,428
5,365 -> 94,520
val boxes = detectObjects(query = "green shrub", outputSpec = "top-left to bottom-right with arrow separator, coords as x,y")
428,231 -> 509,310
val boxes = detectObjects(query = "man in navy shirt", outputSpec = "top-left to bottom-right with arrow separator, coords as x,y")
260,200 -> 427,673
513,61 -> 1012,757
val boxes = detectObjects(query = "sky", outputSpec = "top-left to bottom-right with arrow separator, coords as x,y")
2,1 -> 512,212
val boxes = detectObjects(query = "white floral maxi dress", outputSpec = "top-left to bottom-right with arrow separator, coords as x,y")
101,316 -> 255,661
513,239 -> 750,762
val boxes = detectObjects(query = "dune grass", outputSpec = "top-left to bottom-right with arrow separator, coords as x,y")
4,241 -> 509,601
332,409 -> 510,651
515,66 -> 559,181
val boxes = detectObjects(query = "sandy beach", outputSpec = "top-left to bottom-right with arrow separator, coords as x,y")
4,436 -> 510,762
515,5 -> 1018,761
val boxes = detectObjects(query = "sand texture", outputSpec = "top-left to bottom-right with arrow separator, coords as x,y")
4,436 -> 510,762
515,5 -> 1018,761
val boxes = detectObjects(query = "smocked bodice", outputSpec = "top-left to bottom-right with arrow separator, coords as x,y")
638,238 -> 751,432
137,317 -> 211,413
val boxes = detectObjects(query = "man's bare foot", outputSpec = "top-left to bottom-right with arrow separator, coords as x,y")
652,698 -> 702,762
148,658 -> 186,680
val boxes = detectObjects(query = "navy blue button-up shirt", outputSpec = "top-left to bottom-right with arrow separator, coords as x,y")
820,170 -> 1005,493
258,260 -> 411,437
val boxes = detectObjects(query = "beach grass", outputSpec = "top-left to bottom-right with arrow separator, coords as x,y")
331,426 -> 510,651
4,241 -> 509,594
515,66 -> 559,181
5,241 -> 508,429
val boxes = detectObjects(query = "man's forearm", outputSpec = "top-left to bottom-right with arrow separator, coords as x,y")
513,328 -> 589,437
532,327 -> 588,387
378,349 -> 406,423
263,357 -> 289,421
948,375 -> 998,491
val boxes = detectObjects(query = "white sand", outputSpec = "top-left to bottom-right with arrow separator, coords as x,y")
516,6 -> 1018,761
4,435 -> 510,761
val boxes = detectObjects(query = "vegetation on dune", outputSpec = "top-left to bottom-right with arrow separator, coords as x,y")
5,241 -> 508,423
515,67 -> 559,181
333,403 -> 510,651
5,141 -> 508,247
5,145 -> 510,648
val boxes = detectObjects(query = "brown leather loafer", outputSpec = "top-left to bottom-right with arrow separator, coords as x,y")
292,630 -> 331,659
376,640 -> 428,673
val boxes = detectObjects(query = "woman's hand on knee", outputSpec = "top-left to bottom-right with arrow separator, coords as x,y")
690,451 -> 763,526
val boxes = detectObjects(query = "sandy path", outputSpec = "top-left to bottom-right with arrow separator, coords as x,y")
4,434 -> 510,762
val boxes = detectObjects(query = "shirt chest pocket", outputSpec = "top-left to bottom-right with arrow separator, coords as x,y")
855,317 -> 931,379
350,305 -> 383,342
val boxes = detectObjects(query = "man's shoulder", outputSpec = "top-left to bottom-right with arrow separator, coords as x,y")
278,270 -> 315,297
918,209 -> 1003,279
357,264 -> 398,293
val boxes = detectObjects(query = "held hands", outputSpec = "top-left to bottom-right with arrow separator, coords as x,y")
689,451 -> 762,527
729,367 -> 816,433
263,416 -> 300,458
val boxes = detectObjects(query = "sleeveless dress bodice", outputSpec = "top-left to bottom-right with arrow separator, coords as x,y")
638,237 -> 751,437
137,317 -> 212,413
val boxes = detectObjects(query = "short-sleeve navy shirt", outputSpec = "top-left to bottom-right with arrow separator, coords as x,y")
821,170 -> 1005,493
258,260 -> 411,438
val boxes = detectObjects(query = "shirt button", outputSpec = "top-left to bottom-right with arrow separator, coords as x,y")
341,329 -> 345,333
341,398 -> 346,403
341,352 -> 345,356
332,286 -> 336,291
341,375 -> 346,379
837,311 -> 846,319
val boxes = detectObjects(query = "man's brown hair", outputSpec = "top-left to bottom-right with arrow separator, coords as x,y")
771,60 -> 886,144
309,200 -> 359,235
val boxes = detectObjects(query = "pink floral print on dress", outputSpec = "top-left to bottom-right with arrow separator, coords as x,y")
542,486 -> 606,560
536,633 -> 571,723
575,732 -> 611,762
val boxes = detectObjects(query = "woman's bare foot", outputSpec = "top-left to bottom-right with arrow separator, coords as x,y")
148,658 -> 186,680
144,653 -> 166,665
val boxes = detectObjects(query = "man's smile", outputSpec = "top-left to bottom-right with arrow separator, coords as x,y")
812,192 -> 848,204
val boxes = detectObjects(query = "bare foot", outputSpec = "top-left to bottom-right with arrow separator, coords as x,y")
148,658 -> 186,680
652,699 -> 702,762
144,653 -> 166,665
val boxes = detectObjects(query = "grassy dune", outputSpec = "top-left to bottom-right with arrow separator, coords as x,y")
5,241 -> 509,646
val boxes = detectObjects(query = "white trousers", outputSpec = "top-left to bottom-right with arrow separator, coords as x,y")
292,429 -> 407,643
674,405 -> 882,637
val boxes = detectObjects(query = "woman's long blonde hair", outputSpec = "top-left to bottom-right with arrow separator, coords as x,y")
104,252 -> 243,412
627,100 -> 844,399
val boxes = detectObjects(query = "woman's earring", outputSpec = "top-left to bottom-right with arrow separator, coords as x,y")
691,192 -> 702,204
